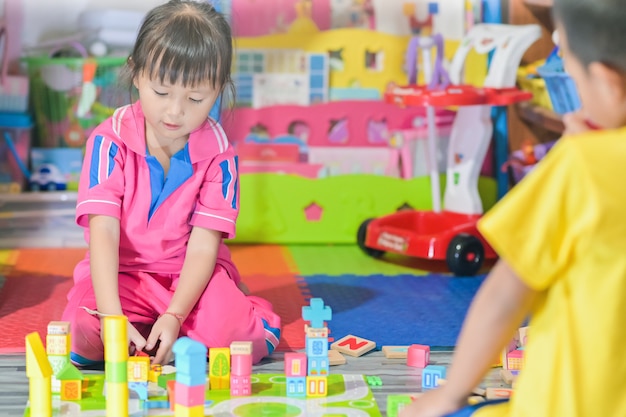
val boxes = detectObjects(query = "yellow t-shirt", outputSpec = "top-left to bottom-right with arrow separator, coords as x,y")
475,129 -> 626,417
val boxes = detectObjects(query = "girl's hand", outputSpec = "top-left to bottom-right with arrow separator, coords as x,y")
398,388 -> 466,417
145,313 -> 181,365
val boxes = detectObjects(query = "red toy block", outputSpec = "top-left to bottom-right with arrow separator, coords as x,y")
407,344 -> 430,368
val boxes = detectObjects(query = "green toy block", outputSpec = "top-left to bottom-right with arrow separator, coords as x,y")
387,394 -> 414,417
157,372 -> 177,390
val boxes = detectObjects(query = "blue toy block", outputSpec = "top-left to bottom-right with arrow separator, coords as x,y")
306,337 -> 328,357
307,355 -> 329,377
286,376 -> 306,397
422,365 -> 447,390
428,2 -> 439,15
302,298 -> 332,329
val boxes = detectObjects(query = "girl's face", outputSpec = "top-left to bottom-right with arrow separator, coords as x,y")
134,71 -> 220,143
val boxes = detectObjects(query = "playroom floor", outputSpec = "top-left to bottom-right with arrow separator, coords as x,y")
0,351 -> 508,416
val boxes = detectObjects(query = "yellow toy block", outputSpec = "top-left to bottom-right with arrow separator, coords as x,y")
306,376 -> 328,397
174,403 -> 204,417
46,333 -> 70,355
60,379 -> 82,401
149,364 -> 162,383
25,332 -> 52,417
331,334 -> 376,357
209,347 -> 231,390
128,355 -> 150,382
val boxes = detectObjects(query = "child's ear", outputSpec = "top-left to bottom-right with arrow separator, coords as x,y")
589,62 -> 626,104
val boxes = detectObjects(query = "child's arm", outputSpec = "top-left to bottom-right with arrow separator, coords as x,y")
399,260 -> 538,417
89,214 -> 147,352
147,226 -> 222,364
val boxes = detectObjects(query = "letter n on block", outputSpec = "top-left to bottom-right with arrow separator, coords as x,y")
330,334 -> 376,357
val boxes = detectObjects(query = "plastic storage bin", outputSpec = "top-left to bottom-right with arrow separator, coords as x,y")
537,49 -> 581,115
0,112 -> 33,193
24,55 -> 129,148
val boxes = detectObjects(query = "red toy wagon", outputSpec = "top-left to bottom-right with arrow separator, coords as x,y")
357,24 -> 541,276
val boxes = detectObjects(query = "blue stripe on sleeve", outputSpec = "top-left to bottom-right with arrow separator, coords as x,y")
89,136 -> 104,189
219,159 -> 232,201
89,136 -> 119,189
231,156 -> 239,209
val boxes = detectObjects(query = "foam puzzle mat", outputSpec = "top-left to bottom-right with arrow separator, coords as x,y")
24,373 -> 382,417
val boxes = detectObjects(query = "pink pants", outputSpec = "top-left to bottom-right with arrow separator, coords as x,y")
61,261 -> 281,365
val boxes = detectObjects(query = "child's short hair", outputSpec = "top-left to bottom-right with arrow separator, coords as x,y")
123,0 -> 233,91
554,0 -> 626,72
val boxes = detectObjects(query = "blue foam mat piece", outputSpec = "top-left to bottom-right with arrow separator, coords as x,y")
301,273 -> 486,348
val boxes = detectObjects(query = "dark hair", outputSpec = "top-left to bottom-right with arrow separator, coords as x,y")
121,0 -> 234,109
553,0 -> 626,72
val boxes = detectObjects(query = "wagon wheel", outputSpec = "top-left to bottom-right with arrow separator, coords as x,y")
446,233 -> 484,276
357,219 -> 385,259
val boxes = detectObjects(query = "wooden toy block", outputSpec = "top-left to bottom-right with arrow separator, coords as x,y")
506,349 -> 524,371
128,381 -> 148,400
229,341 -> 253,356
173,338 -> 208,387
307,355 -> 329,376
500,369 -> 517,385
284,352 -> 308,377
60,379 -> 82,401
472,386 -> 486,397
127,355 -> 150,382
286,376 -> 306,397
149,364 -> 162,383
209,347 -> 231,389
421,365 -> 446,390
57,362 -> 83,401
305,325 -> 328,339
328,348 -> 346,366
174,403 -> 204,417
46,333 -> 70,356
302,298 -> 332,329
382,345 -> 410,359
25,332 -> 53,417
486,387 -> 514,400
386,394 -> 414,417
331,334 -> 376,357
407,344 -> 430,368
47,321 -> 70,335
306,375 -> 328,397
167,380 -> 176,411
305,335 -> 329,359
175,381 -> 206,407
231,353 -> 252,376
468,395 -> 486,405
230,375 -> 251,396
210,376 -> 230,390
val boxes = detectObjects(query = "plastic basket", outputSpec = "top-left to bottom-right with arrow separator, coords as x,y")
537,48 -> 581,115
24,55 -> 130,148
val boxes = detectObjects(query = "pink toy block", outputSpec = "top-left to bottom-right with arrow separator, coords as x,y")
506,349 -> 524,371
284,352 -> 307,377
407,344 -> 430,368
231,354 -> 252,376
174,381 -> 205,408
230,375 -> 251,396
